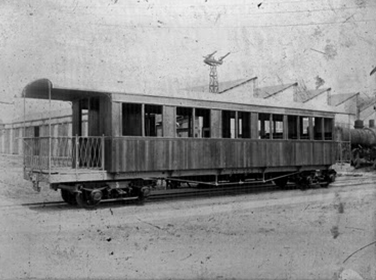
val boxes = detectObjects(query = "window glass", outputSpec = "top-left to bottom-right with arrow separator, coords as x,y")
314,117 -> 323,140
222,110 -> 236,138
34,126 -> 40,138
258,113 -> 270,139
176,107 -> 193,137
324,118 -> 333,140
196,108 -> 211,138
81,116 -> 88,137
145,105 -> 163,137
122,103 -> 142,136
288,116 -> 298,139
299,116 -> 310,139
238,112 -> 251,138
79,99 -> 89,137
272,114 -> 284,139
33,126 -> 40,156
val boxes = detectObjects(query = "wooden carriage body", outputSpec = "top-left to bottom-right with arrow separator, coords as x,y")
22,79 -> 337,187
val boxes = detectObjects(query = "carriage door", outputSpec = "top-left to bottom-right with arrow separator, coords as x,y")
73,98 -> 101,168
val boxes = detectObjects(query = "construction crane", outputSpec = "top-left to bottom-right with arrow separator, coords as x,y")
203,51 -> 230,93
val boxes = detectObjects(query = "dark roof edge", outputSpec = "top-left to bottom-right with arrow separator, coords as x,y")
370,66 -> 376,76
333,92 -> 359,106
264,82 -> 298,99
302,88 -> 331,103
219,77 -> 258,94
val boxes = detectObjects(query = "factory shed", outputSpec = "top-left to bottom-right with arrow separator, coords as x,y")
183,77 -> 258,96
329,93 -> 359,126
254,83 -> 297,101
330,92 -> 359,107
295,88 -> 331,106
358,95 -> 376,127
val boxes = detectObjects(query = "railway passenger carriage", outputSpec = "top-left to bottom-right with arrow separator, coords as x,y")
23,79 -> 337,207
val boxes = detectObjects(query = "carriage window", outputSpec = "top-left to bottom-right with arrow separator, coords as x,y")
222,110 -> 236,138
300,116 -> 310,139
145,105 -> 163,137
313,117 -> 323,140
324,118 -> 333,140
196,108 -> 211,138
33,126 -> 40,156
288,116 -> 298,139
79,99 -> 89,137
258,113 -> 271,139
122,103 -> 142,136
272,114 -> 284,139
81,118 -> 88,137
238,112 -> 251,138
176,107 -> 193,137
34,126 -> 40,138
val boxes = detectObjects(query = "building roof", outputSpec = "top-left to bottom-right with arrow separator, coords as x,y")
370,66 -> 376,76
357,95 -> 376,112
22,79 -> 110,101
182,77 -> 257,93
295,88 -> 331,103
330,92 -> 359,107
254,83 -> 297,99
22,78 -> 343,114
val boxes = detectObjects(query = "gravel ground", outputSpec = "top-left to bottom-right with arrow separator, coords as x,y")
0,155 -> 375,280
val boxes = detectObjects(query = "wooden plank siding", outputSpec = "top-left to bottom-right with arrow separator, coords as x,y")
108,137 -> 336,174
162,106 -> 176,137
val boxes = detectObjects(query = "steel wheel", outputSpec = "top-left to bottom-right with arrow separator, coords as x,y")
273,177 -> 289,188
61,189 -> 78,205
75,191 -> 101,208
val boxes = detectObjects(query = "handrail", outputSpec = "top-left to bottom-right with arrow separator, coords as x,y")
23,136 -> 105,171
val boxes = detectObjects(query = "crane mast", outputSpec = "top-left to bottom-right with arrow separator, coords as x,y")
203,51 -> 230,93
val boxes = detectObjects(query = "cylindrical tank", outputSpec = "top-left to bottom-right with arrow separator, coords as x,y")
340,127 -> 376,147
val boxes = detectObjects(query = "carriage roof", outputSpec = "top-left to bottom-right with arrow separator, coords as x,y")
22,78 -> 340,116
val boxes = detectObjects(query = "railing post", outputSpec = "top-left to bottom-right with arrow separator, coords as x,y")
101,134 -> 105,170
48,80 -> 52,179
75,134 -> 79,173
48,136 -> 52,175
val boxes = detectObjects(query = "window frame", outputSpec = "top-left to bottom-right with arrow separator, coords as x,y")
176,106 -> 194,138
121,102 -> 164,137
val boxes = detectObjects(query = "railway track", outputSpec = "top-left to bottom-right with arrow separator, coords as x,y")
1,176 -> 371,210
10,182 -> 278,209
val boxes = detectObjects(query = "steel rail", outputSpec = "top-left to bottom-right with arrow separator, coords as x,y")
2,178 -> 371,210
5,182 -> 278,209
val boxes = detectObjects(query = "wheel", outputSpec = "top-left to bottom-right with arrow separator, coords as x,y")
61,189 -> 77,205
297,176 -> 312,190
75,190 -> 101,208
322,172 -> 336,188
132,187 -> 145,205
273,177 -> 289,188
166,180 -> 179,189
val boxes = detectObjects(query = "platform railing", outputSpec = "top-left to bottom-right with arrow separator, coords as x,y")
23,136 -> 105,171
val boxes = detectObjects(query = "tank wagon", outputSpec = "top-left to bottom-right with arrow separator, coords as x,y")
23,79 -> 337,207
337,120 -> 376,168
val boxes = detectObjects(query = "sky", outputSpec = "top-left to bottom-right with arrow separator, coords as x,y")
0,0 -> 375,122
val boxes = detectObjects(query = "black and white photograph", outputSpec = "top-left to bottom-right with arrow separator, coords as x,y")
0,0 -> 376,279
